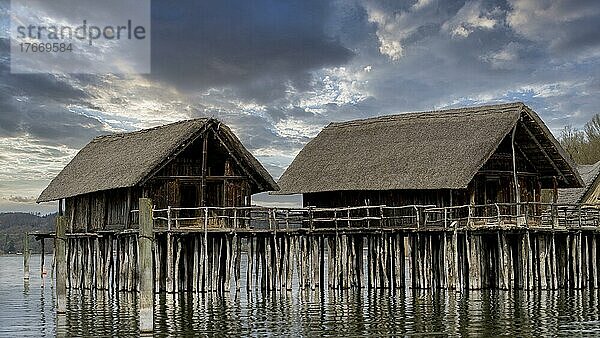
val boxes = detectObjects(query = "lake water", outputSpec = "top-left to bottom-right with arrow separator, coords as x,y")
2,254 -> 600,337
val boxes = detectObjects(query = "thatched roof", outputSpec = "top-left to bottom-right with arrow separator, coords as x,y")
558,161 -> 600,204
277,102 -> 583,194
38,118 -> 278,202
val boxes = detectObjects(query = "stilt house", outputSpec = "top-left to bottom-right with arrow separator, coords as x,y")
37,118 -> 279,231
277,103 -> 583,216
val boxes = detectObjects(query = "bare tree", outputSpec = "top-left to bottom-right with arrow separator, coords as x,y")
559,114 -> 600,164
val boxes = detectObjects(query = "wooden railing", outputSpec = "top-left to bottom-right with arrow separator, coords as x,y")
145,202 -> 600,232
423,202 -> 600,229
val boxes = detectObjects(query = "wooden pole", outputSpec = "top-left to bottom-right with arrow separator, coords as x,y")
93,238 -> 100,290
201,136 -> 208,206
139,198 -> 154,333
289,236 -> 295,291
174,238 -> 181,293
204,207 -> 209,292
23,232 -> 30,281
166,232 -> 174,293
193,236 -> 199,293
247,236 -> 254,291
225,235 -> 232,292
41,238 -> 46,282
235,235 -> 242,292
56,216 -> 67,313
511,125 -> 521,216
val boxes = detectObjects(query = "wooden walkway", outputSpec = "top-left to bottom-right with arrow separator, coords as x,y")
35,202 -> 600,298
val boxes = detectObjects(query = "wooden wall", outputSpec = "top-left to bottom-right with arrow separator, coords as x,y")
304,189 -> 468,208
67,188 -> 141,231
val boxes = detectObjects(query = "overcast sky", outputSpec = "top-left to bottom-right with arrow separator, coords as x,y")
1,0 -> 599,214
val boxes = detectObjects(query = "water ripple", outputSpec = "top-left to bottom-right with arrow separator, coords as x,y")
2,255 -> 600,336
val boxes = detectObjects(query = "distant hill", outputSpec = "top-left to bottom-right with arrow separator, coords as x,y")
0,212 -> 56,254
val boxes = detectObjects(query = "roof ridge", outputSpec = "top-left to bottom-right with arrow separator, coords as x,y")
93,118 -> 210,142
327,102 -> 524,129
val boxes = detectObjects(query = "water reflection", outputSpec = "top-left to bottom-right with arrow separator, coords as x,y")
3,255 -> 600,336
150,288 -> 600,337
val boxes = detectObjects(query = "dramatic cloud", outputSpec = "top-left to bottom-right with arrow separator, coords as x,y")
442,1 -> 500,38
507,0 -> 600,56
149,0 -> 354,100
1,0 -> 600,212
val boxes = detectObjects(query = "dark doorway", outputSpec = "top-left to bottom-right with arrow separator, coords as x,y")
180,183 -> 199,218
485,177 -> 501,204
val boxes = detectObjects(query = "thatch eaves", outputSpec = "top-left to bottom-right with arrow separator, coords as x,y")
558,161 -> 600,204
37,118 -> 278,202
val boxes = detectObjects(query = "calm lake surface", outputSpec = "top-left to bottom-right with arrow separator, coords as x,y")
2,255 -> 600,337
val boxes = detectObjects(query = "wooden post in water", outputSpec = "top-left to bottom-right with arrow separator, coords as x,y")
23,232 -> 30,281
55,216 -> 67,313
139,198 -> 154,333
40,238 -> 45,282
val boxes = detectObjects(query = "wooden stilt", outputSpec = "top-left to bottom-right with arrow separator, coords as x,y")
55,216 -> 67,314
166,233 -> 174,293
139,198 -> 154,333
174,237 -> 181,293
539,235 -> 548,290
247,237 -> 254,291
592,235 -> 598,289
228,235 -> 236,292
288,236 -> 295,291
23,232 -> 30,281
235,235 -> 242,292
41,238 -> 46,284
225,235 -> 232,292
154,236 -> 161,293
328,237 -> 335,289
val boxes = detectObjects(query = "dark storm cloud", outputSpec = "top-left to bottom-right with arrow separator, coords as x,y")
550,16 -> 600,53
0,0 -> 109,147
0,36 -> 108,147
506,0 -> 600,56
149,0 -> 354,100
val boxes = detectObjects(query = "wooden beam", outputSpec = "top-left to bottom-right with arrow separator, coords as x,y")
552,176 -> 558,204
87,195 -> 91,232
69,198 -> 75,233
223,178 -> 227,206
213,131 -> 263,190
521,122 -> 568,183
138,198 -> 154,332
23,232 -> 29,280
511,125 -> 521,210
152,175 -> 246,181
139,121 -> 214,186
103,191 -> 108,230
56,216 -> 67,313
125,188 -> 131,229
201,135 -> 208,206
476,170 -> 539,177
514,142 -> 538,173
